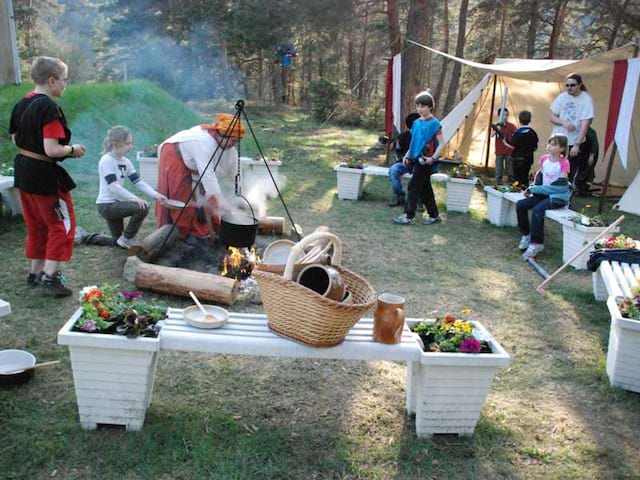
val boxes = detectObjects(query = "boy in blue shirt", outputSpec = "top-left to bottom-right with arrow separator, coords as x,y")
393,91 -> 444,225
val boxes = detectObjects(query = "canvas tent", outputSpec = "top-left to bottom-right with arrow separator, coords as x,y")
390,42 -> 639,213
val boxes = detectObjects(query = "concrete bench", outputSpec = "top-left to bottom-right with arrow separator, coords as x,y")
0,176 -> 22,217
502,191 -> 578,225
362,165 -> 449,183
593,261 -> 640,301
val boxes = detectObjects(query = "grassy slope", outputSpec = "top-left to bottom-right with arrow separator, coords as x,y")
1,82 -> 640,479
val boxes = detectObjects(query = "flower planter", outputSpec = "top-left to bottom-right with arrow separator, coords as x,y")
334,166 -> 365,200
0,175 -> 22,217
57,308 -> 161,431
447,177 -> 478,213
560,221 -> 619,270
484,186 -> 517,227
136,152 -> 159,190
606,297 -> 640,393
406,319 -> 511,437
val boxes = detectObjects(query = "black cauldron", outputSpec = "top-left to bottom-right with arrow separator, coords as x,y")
218,195 -> 258,248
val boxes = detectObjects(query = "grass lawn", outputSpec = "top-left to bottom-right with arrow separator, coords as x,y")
1,84 -> 640,479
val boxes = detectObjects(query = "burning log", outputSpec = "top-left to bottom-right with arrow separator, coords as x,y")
221,246 -> 257,281
138,224 -> 181,262
257,216 -> 286,235
123,256 -> 239,305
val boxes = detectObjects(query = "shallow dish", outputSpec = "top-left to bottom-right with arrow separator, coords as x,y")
183,305 -> 228,329
165,199 -> 186,209
0,349 -> 36,387
262,239 -> 296,265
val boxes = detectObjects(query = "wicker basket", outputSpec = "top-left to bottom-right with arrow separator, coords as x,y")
253,232 -> 376,347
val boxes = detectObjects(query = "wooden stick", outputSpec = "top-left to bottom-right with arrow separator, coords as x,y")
536,215 -> 625,293
1,360 -> 61,375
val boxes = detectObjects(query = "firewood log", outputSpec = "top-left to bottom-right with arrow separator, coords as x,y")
257,216 -> 286,235
138,224 -> 180,262
123,256 -> 238,305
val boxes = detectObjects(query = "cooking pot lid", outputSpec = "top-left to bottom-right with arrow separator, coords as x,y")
0,349 -> 36,375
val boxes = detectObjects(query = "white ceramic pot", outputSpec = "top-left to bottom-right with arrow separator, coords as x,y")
334,166 -> 366,200
447,177 -> 478,213
405,319 -> 511,437
57,308 -> 161,431
606,297 -> 640,393
484,186 -> 517,227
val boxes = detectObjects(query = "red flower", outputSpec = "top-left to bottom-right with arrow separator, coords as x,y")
84,290 -> 103,302
99,310 -> 110,320
444,315 -> 456,324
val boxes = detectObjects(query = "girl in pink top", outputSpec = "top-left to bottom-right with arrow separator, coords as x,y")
516,134 -> 571,259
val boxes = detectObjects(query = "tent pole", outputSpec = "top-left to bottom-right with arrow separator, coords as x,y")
598,143 -> 618,213
484,75 -> 498,170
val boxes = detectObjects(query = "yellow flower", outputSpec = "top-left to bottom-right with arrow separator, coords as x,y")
461,307 -> 472,315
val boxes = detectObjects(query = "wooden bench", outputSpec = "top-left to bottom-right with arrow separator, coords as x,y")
362,165 -> 449,183
502,191 -> 578,225
593,260 -> 640,301
160,308 -> 429,431
0,176 -> 22,217
0,299 -> 11,318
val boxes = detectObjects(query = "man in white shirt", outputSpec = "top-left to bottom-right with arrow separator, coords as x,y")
549,73 -> 594,194
156,113 -> 245,239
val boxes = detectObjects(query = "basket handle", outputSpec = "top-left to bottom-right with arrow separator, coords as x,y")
283,232 -> 343,281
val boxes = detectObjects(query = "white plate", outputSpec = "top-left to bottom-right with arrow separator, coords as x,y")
0,349 -> 36,374
183,305 -> 228,329
262,239 -> 296,265
165,199 -> 186,209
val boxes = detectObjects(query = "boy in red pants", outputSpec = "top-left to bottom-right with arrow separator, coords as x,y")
9,57 -> 86,297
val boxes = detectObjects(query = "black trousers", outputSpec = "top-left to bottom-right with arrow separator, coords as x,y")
569,143 -> 591,192
405,162 -> 438,219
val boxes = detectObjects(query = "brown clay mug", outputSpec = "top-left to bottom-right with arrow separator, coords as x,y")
297,264 -> 346,301
373,293 -> 405,344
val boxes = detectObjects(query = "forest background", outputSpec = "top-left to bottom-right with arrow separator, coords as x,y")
9,0 -> 640,130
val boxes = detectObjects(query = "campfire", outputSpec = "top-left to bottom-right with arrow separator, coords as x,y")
220,247 -> 258,280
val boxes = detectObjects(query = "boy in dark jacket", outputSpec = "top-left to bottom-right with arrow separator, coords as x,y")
511,111 -> 539,187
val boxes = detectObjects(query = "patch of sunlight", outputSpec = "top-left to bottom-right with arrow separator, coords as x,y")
312,188 -> 337,212
470,268 -> 516,303
431,234 -> 449,246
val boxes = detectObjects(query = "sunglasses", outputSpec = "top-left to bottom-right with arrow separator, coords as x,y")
565,83 -> 578,87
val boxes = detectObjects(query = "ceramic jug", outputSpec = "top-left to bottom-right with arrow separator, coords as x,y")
297,264 -> 346,301
373,293 -> 405,344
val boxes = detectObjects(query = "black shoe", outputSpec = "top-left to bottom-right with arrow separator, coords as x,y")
27,272 -> 42,286
40,271 -> 72,298
388,195 -> 406,207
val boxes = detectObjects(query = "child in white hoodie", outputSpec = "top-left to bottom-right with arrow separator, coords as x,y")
96,126 -> 167,248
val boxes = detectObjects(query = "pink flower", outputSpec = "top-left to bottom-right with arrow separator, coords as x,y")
80,321 -> 96,333
460,338 -> 481,353
121,290 -> 142,300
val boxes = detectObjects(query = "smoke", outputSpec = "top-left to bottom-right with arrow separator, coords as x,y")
222,165 -> 287,221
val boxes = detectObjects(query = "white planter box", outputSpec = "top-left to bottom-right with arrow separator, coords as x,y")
239,157 -> 283,192
606,297 -> 640,393
484,186 -> 517,227
406,320 -> 511,437
57,308 -> 160,431
0,176 -> 22,217
561,222 -> 619,270
136,152 -> 159,190
334,166 -> 366,200
447,177 -> 478,213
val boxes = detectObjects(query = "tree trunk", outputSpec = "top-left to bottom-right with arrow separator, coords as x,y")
401,0 -> 431,121
123,256 -> 239,305
387,0 -> 402,55
607,0 -> 631,50
358,7 -> 369,100
443,0 -> 469,116
548,0 -> 569,59
347,36 -> 355,89
257,50 -> 264,99
434,0 -> 450,108
497,1 -> 507,57
138,224 -> 180,262
526,0 -> 539,58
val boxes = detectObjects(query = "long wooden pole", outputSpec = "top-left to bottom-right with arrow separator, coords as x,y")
484,75 -> 498,170
536,215 -> 625,293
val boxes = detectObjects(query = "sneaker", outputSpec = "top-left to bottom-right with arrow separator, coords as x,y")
116,235 -> 141,249
393,213 -> 415,225
518,235 -> 531,250
422,216 -> 441,225
40,271 -> 72,297
27,272 -> 42,286
522,243 -> 544,259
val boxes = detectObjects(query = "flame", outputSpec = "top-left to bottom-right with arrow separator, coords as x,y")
221,247 -> 258,279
